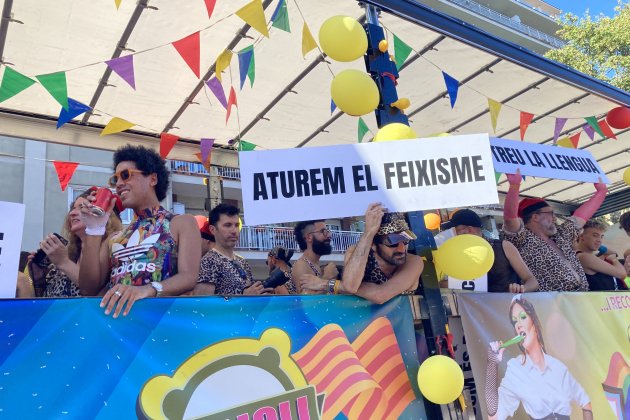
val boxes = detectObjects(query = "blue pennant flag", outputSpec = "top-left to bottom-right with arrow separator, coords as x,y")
238,46 -> 254,90
57,98 -> 91,129
442,71 -> 459,109
330,98 -> 336,114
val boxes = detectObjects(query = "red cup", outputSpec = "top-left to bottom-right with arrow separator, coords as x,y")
90,187 -> 114,216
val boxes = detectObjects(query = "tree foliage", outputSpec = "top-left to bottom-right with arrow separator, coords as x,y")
545,2 -> 630,92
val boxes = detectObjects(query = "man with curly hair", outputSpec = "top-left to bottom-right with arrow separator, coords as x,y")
80,145 -> 200,317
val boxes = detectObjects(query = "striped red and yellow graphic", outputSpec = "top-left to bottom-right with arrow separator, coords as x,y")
292,317 -> 415,420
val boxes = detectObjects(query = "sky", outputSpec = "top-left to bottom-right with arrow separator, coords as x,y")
548,0 -> 624,17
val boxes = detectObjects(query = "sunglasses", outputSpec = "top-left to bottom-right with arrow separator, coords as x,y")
108,168 -> 145,187
308,227 -> 331,237
230,260 -> 248,280
379,233 -> 410,247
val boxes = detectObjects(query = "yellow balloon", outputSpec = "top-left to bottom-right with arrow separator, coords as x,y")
623,167 -> 630,186
424,213 -> 441,230
417,355 -> 464,404
319,16 -> 368,62
427,132 -> 450,137
238,216 -> 243,232
378,39 -> 388,53
330,70 -> 379,116
373,123 -> 418,142
434,234 -> 494,280
391,97 -> 410,110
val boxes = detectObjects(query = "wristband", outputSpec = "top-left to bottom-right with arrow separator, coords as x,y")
85,225 -> 106,236
327,279 -> 336,295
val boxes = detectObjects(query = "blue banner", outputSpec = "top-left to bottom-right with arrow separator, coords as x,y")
0,296 -> 426,419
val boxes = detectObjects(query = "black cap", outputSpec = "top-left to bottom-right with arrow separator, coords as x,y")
450,209 -> 482,228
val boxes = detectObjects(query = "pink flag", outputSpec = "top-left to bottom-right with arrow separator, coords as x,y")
105,55 -> 136,89
553,117 -> 567,144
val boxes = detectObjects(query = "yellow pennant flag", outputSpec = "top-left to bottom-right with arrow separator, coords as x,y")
487,98 -> 502,133
556,137 -> 574,148
302,22 -> 318,58
215,50 -> 233,82
114,0 -> 122,9
100,117 -> 135,136
235,0 -> 269,38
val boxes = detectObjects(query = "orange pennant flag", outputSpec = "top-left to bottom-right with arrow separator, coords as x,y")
302,22 -> 318,58
235,0 -> 269,38
556,137 -> 574,148
101,117 -> 135,136
195,152 -> 211,172
53,161 -> 79,192
487,99 -> 502,133
172,31 -> 201,78
519,111 -> 534,141
226,86 -> 237,123
569,132 -> 581,148
160,133 -> 180,159
215,49 -> 233,82
598,119 -> 617,140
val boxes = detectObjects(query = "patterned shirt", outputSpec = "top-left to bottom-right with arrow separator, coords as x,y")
198,249 -> 254,295
109,206 -> 178,287
43,265 -> 80,297
501,218 -> 588,291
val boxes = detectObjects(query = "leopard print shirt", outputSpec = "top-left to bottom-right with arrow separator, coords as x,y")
197,249 -> 254,295
501,218 -> 588,291
43,265 -> 81,297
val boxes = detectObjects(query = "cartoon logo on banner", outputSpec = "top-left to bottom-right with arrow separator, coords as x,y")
137,317 -> 416,420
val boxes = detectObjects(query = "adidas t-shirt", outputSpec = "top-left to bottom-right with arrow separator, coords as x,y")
109,206 -> 178,286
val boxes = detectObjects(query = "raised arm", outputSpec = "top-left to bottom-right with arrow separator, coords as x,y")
79,198 -> 116,295
573,182 -> 607,228
503,171 -> 522,234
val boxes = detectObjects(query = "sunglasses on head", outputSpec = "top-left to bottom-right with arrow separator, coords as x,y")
108,168 -> 145,187
379,233 -> 411,247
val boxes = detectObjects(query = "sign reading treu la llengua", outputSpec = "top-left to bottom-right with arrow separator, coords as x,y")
239,134 -> 498,225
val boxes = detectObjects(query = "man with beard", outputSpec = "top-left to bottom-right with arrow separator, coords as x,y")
502,171 -> 607,291
299,203 -> 423,304
193,203 -> 272,295
292,220 -> 339,294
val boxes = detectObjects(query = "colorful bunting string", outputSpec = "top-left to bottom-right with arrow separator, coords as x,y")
101,117 -> 135,136
271,0 -> 291,33
105,55 -> 136,90
53,161 -> 79,192
57,98 -> 91,129
35,72 -> 69,110
0,67 -> 36,103
584,116 -> 605,140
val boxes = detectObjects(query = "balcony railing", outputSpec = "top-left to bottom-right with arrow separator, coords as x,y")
237,226 -> 362,254
169,160 -> 241,180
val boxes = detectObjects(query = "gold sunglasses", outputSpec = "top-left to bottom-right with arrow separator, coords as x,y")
108,168 -> 145,187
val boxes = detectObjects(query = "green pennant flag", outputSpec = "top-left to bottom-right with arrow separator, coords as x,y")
36,72 -> 69,110
239,140 -> 257,151
584,116 -> 605,139
247,48 -> 256,87
494,171 -> 502,184
0,67 -> 36,103
271,0 -> 291,33
358,117 -> 369,143
393,34 -> 412,70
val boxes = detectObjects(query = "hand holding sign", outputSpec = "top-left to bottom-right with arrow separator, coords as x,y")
506,169 -> 522,186
364,203 -> 385,236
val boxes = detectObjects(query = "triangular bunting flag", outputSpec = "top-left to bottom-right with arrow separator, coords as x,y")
194,152 -> 211,172
105,55 -> 136,89
584,116 -> 605,139
556,137 -> 574,148
238,46 -> 254,90
487,99 -> 502,133
57,98 -> 91,129
215,49 -> 233,82
582,123 -> 595,140
519,112 -> 534,141
53,161 -> 79,192
35,72 -> 69,110
0,67 -> 36,103
569,132 -> 581,148
114,0 -> 122,9
239,141 -> 257,151
206,77 -> 227,109
393,34 -> 412,70
226,86 -> 237,123
236,0 -> 269,38
100,117 -> 135,136
172,31 -> 201,78
247,49 -> 256,87
203,0 -> 216,19
553,117 -> 567,144
358,117 -> 369,143
442,71 -> 459,109
494,171 -> 502,184
271,0 -> 290,32
200,138 -> 214,166
302,23 -> 318,58
598,119 -> 617,140
330,99 -> 336,114
159,133 -> 180,159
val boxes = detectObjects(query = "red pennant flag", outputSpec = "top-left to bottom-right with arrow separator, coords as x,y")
172,32 -> 201,78
519,112 -> 534,141
160,133 -> 180,159
203,0 -> 216,18
598,119 -> 617,140
569,132 -> 581,148
226,86 -> 237,123
53,161 -> 79,192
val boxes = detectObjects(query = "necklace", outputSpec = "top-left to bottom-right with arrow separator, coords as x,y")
300,256 -> 321,276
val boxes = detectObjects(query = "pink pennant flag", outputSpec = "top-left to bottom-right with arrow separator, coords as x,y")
200,138 -> 214,165
553,117 -> 567,144
205,77 -> 227,109
598,119 -> 617,140
226,86 -> 237,123
582,123 -> 595,140
519,112 -> 534,141
105,55 -> 136,90
172,31 -> 201,78
203,0 -> 216,18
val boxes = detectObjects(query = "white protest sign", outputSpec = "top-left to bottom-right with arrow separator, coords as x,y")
0,201 -> 25,297
490,137 -> 609,183
240,134 -> 498,225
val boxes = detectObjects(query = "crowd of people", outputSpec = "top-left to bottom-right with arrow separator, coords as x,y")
14,145 -> 630,317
